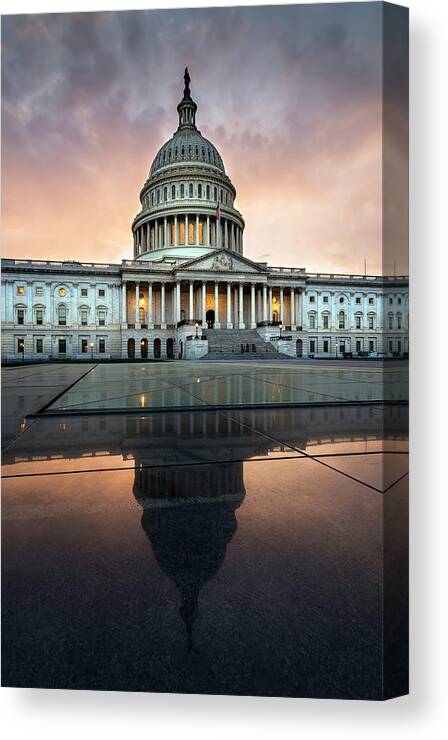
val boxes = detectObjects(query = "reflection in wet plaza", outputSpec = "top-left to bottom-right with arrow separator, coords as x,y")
1,364 -> 408,698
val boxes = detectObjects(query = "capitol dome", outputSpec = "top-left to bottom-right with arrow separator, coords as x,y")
131,68 -> 244,262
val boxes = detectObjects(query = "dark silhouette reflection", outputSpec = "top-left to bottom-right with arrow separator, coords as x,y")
133,462 -> 245,650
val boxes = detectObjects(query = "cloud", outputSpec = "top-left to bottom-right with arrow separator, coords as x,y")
1,4 -> 407,274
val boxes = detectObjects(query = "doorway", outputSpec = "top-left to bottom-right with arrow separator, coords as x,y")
140,338 -> 148,359
154,337 -> 161,359
167,337 -> 174,359
296,338 -> 303,358
206,309 -> 215,328
127,338 -> 135,359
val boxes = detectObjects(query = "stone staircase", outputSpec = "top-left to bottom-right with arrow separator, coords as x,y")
203,328 -> 287,360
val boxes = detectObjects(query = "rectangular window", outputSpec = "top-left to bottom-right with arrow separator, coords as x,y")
35,286 -> 43,296
397,316 -> 402,329
323,296 -> 328,303
323,340 -> 329,353
17,309 -> 24,325
388,316 -> 393,329
368,317 -> 374,330
369,297 -> 374,305
98,289 -> 105,297
17,338 -> 24,353
398,297 -> 402,305
81,339 -> 88,354
81,288 -> 88,297
17,286 -> 25,296
389,340 -> 393,353
355,316 -> 361,329
323,315 -> 329,329
389,297 -> 393,304
36,338 -> 43,354
81,310 -> 88,326
309,315 -> 316,329
356,340 -> 362,353
36,309 -> 43,325
98,311 -> 106,327
397,340 -> 402,353
369,340 -> 374,352
309,339 -> 316,354
309,296 -> 315,303
98,338 -> 105,353
356,297 -> 361,304
58,309 -> 66,326
58,339 -> 66,354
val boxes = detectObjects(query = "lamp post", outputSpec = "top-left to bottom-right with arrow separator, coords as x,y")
90,342 -> 94,360
279,322 -> 283,339
195,322 -> 199,339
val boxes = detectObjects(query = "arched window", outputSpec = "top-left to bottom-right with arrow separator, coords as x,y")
189,182 -> 193,198
339,296 -> 345,304
181,146 -> 185,157
397,313 -> 402,329
338,311 -> 345,329
214,186 -> 217,201
206,184 -> 210,200
171,185 -> 175,199
388,314 -> 393,329
195,146 -> 198,157
163,186 -> 167,201
198,184 -> 202,198
220,188 -> 223,201
175,146 -> 178,158
157,189 -> 160,204
180,184 -> 185,198
58,306 -> 67,326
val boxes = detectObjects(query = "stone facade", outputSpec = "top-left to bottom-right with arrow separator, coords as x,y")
1,70 -> 408,362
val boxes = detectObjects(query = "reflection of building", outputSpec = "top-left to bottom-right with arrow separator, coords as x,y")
1,68 -> 408,361
134,461 -> 245,649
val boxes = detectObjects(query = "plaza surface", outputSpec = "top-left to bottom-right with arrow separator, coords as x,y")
1,361 -> 408,698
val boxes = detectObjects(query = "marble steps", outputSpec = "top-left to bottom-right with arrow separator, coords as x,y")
204,329 -> 286,360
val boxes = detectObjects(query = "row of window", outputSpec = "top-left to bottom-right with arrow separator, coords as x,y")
154,143 -> 221,169
308,294 -> 404,305
16,307 -> 108,326
308,338 -> 378,354
145,183 -> 231,207
16,337 -> 107,354
15,286 -> 107,298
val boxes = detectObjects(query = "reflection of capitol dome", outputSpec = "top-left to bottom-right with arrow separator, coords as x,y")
132,68 -> 244,263
133,462 -> 245,650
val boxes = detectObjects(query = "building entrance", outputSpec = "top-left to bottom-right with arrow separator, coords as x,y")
206,309 -> 215,328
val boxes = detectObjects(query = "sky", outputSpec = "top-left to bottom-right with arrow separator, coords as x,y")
1,3 -> 408,274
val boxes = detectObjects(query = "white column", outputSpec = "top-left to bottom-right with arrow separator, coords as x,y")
184,214 -> 188,245
227,283 -> 232,328
298,289 -> 303,328
174,215 -> 178,247
161,283 -> 166,327
280,287 -> 284,324
154,220 -> 158,250
231,223 -> 235,251
148,283 -> 153,326
146,223 -> 150,251
176,282 -> 181,324
262,285 -> 267,322
189,281 -> 194,321
196,215 -> 200,246
251,284 -> 256,328
121,283 -> 127,325
206,215 -> 210,246
214,282 -> 220,328
224,220 -> 228,249
291,287 -> 296,329
135,282 -> 140,326
239,284 -> 244,328
164,218 -> 167,248
268,287 -> 273,323
234,286 -> 238,326
202,282 -> 207,327
257,288 -> 262,322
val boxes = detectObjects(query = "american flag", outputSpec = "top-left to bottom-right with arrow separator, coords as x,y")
215,202 -> 221,220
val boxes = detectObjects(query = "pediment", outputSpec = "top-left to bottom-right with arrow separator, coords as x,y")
178,249 -> 269,275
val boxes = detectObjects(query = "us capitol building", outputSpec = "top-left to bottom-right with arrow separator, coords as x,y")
1,70 -> 408,362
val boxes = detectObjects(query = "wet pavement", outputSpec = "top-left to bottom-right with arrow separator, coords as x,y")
1,363 -> 408,698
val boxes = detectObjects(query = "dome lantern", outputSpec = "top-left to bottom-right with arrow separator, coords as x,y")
177,67 -> 197,130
